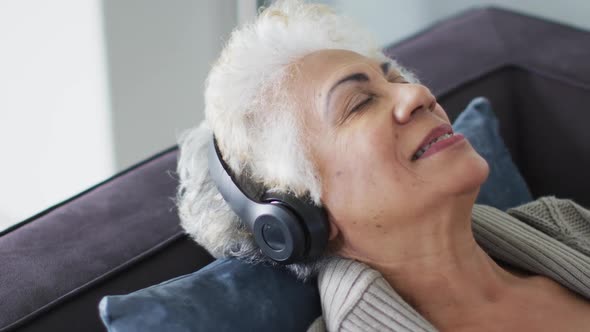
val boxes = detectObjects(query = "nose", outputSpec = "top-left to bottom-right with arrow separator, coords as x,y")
392,84 -> 436,124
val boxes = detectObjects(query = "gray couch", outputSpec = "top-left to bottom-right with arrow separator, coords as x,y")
2,7 -> 589,332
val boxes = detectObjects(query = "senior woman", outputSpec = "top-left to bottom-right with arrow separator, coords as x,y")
177,1 -> 590,331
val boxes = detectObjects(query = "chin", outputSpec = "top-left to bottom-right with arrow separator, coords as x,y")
429,149 -> 489,198
454,152 -> 490,195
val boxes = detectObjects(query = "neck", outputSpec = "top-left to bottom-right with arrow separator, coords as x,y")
381,243 -> 519,322
339,195 -> 525,325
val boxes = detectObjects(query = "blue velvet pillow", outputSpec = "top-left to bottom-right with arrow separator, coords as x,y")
452,97 -> 532,210
99,97 -> 532,332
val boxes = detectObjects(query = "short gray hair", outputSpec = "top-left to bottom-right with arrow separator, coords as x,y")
176,0 -> 418,280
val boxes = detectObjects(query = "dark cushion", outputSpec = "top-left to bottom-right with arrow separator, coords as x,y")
98,97 -> 532,331
99,259 -> 321,332
453,97 -> 533,210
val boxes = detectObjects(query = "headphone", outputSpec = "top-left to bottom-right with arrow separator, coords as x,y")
208,135 -> 329,264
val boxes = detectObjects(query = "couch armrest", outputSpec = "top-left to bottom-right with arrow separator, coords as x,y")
0,148 -> 213,332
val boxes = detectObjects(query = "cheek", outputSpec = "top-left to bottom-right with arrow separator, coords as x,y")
434,104 -> 450,123
320,128 -> 410,221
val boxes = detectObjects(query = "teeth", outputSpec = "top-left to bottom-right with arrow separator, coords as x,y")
413,132 -> 454,160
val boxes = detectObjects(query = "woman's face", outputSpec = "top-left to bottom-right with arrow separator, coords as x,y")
292,49 -> 489,252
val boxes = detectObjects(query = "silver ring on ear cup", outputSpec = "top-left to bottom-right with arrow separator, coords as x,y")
252,203 -> 306,264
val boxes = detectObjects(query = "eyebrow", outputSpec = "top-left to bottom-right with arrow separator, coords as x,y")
325,61 -> 391,113
380,62 -> 390,76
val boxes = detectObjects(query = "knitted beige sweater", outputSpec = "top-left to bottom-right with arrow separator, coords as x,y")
307,197 -> 590,331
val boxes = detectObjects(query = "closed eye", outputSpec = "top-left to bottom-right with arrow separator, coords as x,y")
390,75 -> 409,84
351,95 -> 374,113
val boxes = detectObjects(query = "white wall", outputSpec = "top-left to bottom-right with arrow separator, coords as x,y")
0,0 -> 114,230
102,0 -> 237,170
323,0 -> 590,46
323,0 -> 432,46
0,0 -> 240,231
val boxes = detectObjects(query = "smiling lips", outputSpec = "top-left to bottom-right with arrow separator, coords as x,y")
412,123 -> 465,161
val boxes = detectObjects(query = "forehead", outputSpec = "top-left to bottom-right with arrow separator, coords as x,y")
294,49 -> 383,85
288,49 -> 387,116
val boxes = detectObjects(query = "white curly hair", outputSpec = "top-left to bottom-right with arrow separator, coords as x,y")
176,0 -> 419,280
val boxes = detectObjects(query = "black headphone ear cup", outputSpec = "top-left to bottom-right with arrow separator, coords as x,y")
252,203 -> 307,264
262,193 -> 329,261
208,136 -> 327,264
